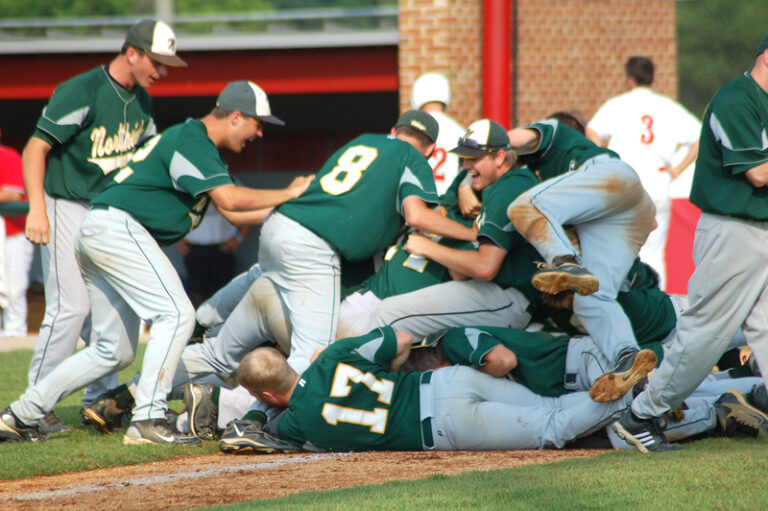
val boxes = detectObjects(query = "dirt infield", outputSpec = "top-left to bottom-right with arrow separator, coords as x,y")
0,449 -> 604,510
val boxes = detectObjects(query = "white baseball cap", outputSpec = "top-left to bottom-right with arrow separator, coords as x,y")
410,72 -> 451,109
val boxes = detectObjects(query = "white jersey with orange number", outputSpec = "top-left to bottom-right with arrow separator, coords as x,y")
427,111 -> 466,196
587,87 -> 700,203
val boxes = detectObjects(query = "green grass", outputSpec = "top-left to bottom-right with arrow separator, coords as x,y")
0,346 -> 218,480
4,348 -> 768,511
200,440 -> 768,511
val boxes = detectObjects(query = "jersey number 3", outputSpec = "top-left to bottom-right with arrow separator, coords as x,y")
321,362 -> 394,434
320,145 -> 378,195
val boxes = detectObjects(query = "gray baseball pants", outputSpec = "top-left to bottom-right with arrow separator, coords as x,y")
26,195 -> 116,406
632,213 -> 768,419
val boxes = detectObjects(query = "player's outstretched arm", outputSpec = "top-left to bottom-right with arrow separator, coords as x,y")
215,204 -> 273,226
405,233 -> 506,282
209,175 -> 314,212
21,136 -> 52,245
402,195 -> 476,241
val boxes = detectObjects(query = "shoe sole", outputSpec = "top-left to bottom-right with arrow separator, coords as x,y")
185,385 -> 216,441
0,420 -> 23,442
718,389 -> 768,439
532,271 -> 599,296
610,421 -> 650,453
82,408 -> 113,435
589,350 -> 657,402
123,433 -> 202,446
219,440 -> 300,454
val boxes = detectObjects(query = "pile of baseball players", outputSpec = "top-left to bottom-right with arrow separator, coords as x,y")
2,20 -> 768,456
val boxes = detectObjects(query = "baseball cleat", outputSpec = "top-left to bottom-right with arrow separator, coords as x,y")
749,383 -> 768,415
219,419 -> 301,454
123,419 -> 202,446
82,394 -> 130,434
183,383 -> 219,440
589,349 -> 657,402
39,411 -> 72,435
531,262 -> 599,296
611,410 -> 681,453
714,389 -> 768,439
0,407 -> 47,443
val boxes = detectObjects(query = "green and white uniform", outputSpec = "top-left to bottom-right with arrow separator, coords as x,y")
277,326 -> 631,451
258,134 -> 438,373
28,66 -> 156,407
369,166 -> 541,338
507,119 -> 656,364
437,325 -> 762,447
632,71 -> 768,420
337,198 -> 476,338
11,118 -> 234,425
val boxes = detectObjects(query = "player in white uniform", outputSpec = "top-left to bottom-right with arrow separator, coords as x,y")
410,73 -> 467,196
587,56 -> 700,290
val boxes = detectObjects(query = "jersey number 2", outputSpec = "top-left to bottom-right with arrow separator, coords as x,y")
320,145 -> 378,195
321,362 -> 394,434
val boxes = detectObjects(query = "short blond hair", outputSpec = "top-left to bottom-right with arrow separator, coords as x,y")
237,347 -> 296,396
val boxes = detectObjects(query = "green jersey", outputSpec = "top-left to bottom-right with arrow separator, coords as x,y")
278,134 -> 438,261
440,326 -> 571,397
690,72 -> 768,220
37,66 -> 155,201
530,260 -> 673,359
278,326 -> 423,451
520,120 -> 619,181
93,119 -> 234,245
477,167 -> 542,306
360,207 -> 476,300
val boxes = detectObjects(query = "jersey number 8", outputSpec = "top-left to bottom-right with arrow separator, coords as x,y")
320,145 -> 378,196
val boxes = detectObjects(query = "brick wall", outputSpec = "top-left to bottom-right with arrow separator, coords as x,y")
398,0 -> 483,127
399,0 -> 677,128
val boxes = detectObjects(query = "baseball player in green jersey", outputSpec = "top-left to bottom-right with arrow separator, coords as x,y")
505,118 -> 657,403
0,81 -> 313,445
614,35 -> 768,452
367,120 -> 543,339
22,19 -> 187,432
224,326 -> 631,453
408,326 -> 767,448
257,110 -> 476,374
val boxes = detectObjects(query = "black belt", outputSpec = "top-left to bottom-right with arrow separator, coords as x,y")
420,371 -> 434,449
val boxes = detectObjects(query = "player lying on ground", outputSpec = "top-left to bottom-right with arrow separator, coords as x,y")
224,326 -> 633,453
404,326 -> 768,448
0,81 -> 313,446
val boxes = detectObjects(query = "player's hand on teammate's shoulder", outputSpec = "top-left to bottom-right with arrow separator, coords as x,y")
287,174 -> 315,198
24,209 -> 50,245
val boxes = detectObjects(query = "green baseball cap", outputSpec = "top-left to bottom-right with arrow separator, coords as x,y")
216,80 -> 285,126
449,119 -> 511,158
395,110 -> 439,143
757,34 -> 768,56
125,19 -> 187,67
